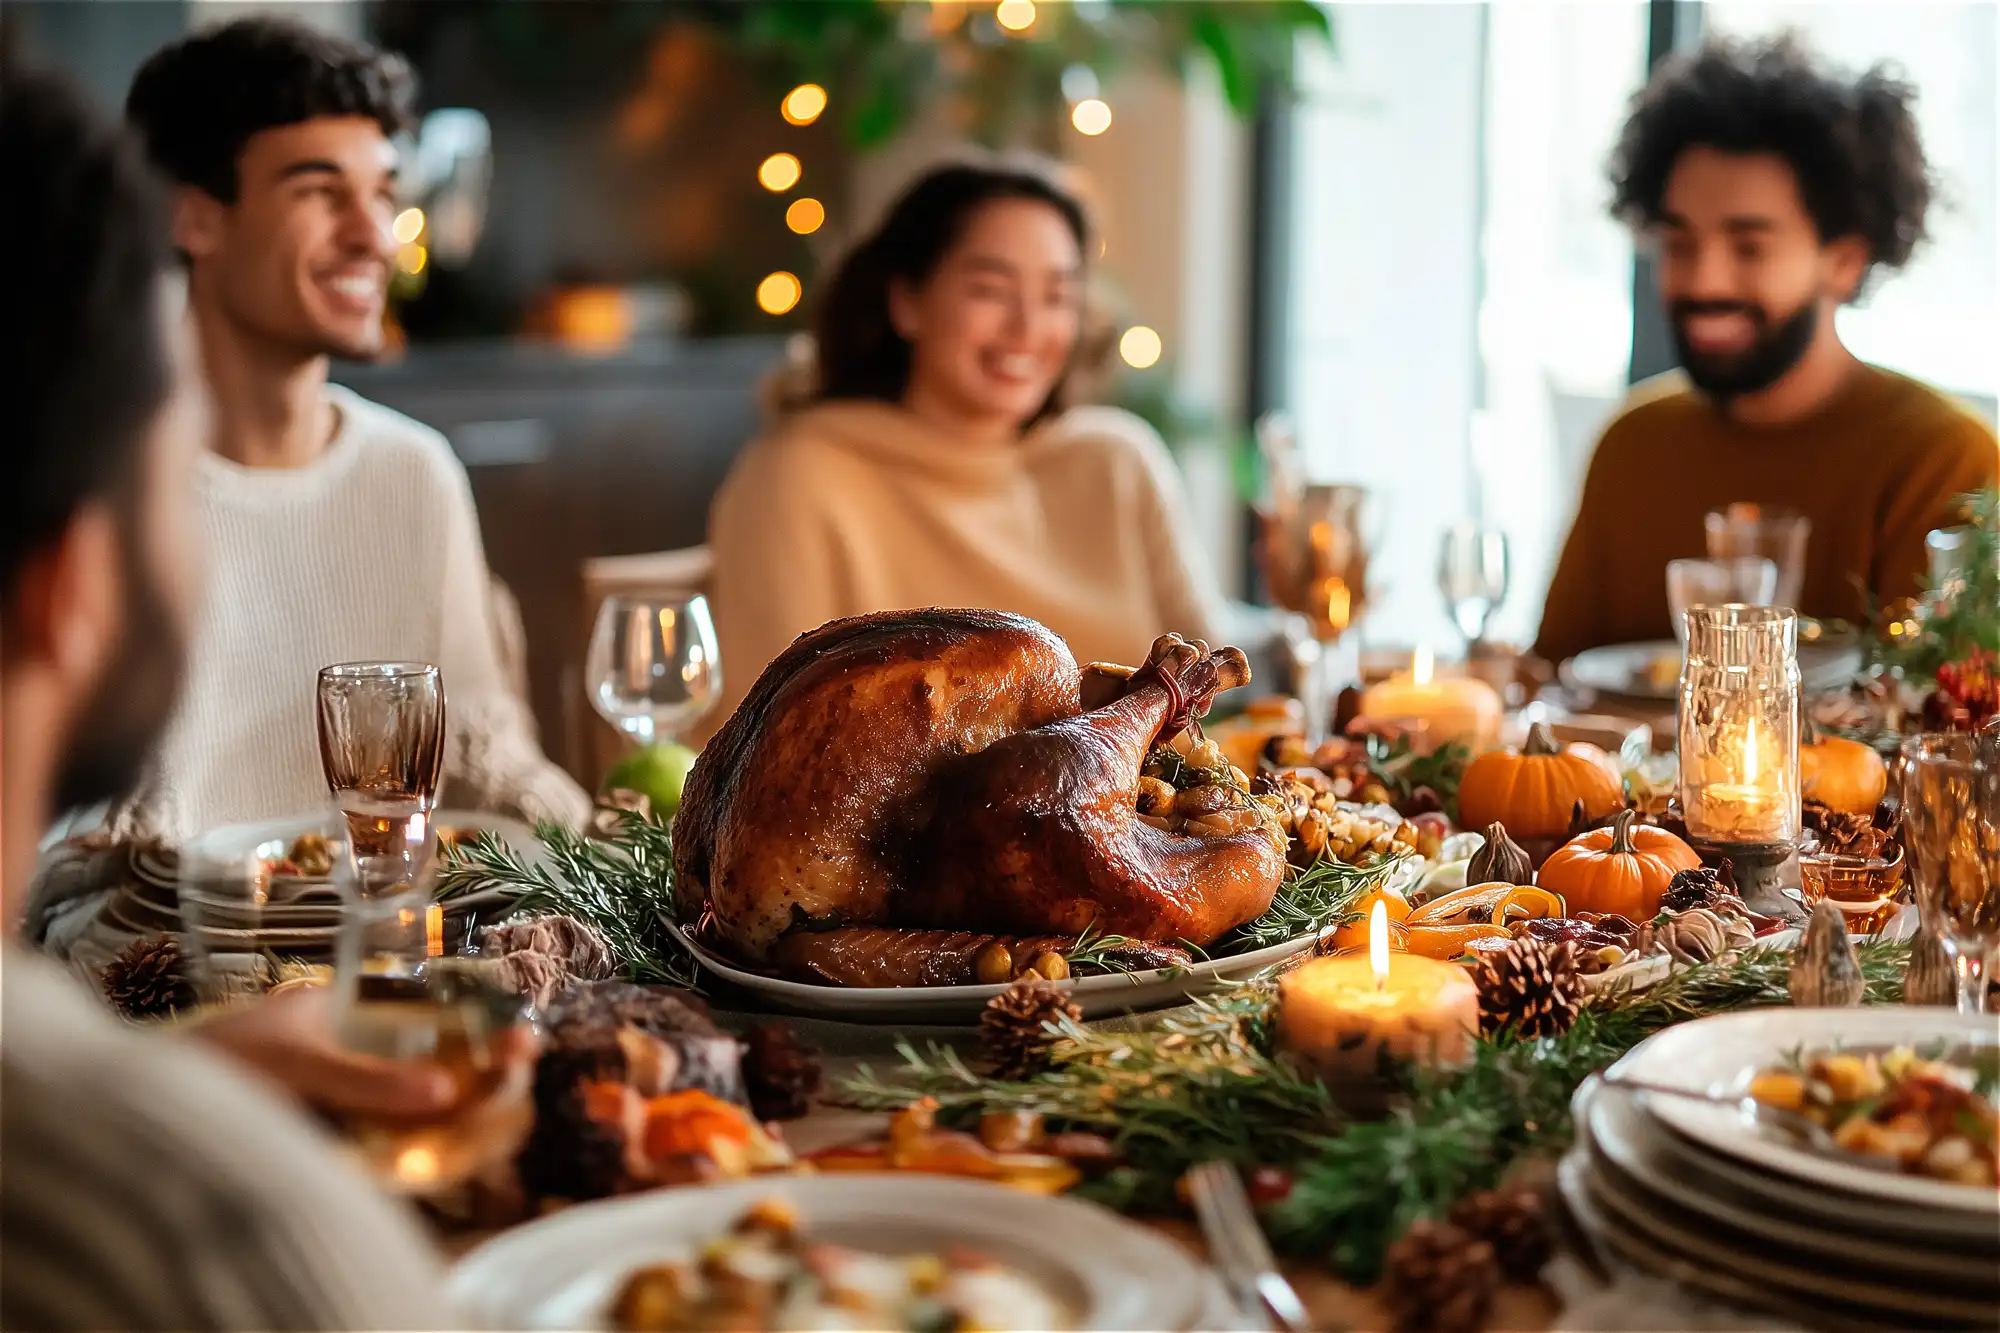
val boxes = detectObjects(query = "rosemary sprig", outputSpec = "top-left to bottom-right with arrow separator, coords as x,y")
1062,923 -> 1146,977
1209,854 -> 1402,955
435,810 -> 696,989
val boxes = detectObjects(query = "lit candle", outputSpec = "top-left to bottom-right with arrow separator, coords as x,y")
425,902 -> 445,958
1695,719 -> 1788,842
1357,645 -> 1503,752
1277,902 -> 1481,1084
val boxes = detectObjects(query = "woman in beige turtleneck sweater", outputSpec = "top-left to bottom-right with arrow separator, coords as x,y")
703,163 -> 1227,733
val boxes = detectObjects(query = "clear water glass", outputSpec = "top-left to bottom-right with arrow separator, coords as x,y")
1901,733 -> 2000,1016
1705,503 -> 1810,611
1666,558 -> 1779,645
587,593 -> 722,746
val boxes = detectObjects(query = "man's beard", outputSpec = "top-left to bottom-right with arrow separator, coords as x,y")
53,550 -> 186,814
1670,298 -> 1819,401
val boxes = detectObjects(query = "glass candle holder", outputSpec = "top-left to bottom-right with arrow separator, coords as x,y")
1678,604 -> 1801,846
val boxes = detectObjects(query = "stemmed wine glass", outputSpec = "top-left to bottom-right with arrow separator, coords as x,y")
1901,732 -> 2000,1015
587,593 -> 722,746
316,662 -> 445,857
1436,521 -> 1509,650
1257,414 -> 1374,748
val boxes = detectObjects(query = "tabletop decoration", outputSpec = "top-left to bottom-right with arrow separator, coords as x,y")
1456,723 -> 1623,849
1356,645 -> 1504,754
1447,1187 -> 1554,1277
1463,822 -> 1534,890
980,975 -> 1083,1080
1905,921 -> 1956,1006
1677,604 -> 1804,918
1534,810 -> 1700,919
1787,901 -> 1866,1007
100,932 -> 191,1021
841,939 -> 1911,1288
1378,1216 -> 1498,1333
1469,937 -> 1582,1038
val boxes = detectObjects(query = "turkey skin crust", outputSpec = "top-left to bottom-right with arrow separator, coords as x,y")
672,609 -> 1283,980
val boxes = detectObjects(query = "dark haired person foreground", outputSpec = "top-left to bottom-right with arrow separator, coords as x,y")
1535,35 -> 1997,663
113,16 -> 585,841
0,68 -> 457,1331
702,161 -> 1227,734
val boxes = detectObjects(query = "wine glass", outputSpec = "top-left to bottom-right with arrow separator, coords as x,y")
1704,504 -> 1810,611
587,593 -> 722,746
316,662 -> 446,858
1901,733 -> 2000,1015
1437,521 -> 1509,649
327,811 -> 534,1193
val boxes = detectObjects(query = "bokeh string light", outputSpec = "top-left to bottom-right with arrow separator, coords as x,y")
1071,98 -> 1112,136
785,198 -> 826,236
995,0 -> 1036,34
781,83 -> 827,127
391,207 -> 425,245
1119,325 -> 1163,369
758,152 -> 802,192
757,271 -> 803,316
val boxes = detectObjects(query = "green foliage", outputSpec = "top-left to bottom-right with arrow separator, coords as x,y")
1881,488 -> 1999,679
436,810 -> 697,988
1211,854 -> 1402,954
1365,733 -> 1471,821
839,940 -> 1913,1284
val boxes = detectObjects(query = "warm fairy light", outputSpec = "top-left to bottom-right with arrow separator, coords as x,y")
995,0 -> 1036,32
425,903 -> 444,958
1119,324 -> 1162,369
396,1144 -> 441,1185
392,207 -> 425,244
781,83 -> 827,126
758,152 -> 802,192
1412,643 -> 1434,687
757,271 -> 802,316
1326,582 -> 1352,633
785,197 -> 826,235
396,242 -> 427,275
1368,900 -> 1390,989
1071,98 -> 1113,136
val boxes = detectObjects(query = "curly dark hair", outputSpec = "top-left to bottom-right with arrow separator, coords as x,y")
125,16 -> 416,201
1609,33 -> 1932,283
813,162 -> 1091,426
1,67 -> 170,629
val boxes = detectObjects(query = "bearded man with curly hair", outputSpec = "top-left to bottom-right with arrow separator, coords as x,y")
1535,35 -> 1997,663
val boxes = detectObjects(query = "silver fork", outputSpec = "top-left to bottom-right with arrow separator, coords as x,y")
1599,1073 -> 1899,1172
1184,1160 -> 1317,1333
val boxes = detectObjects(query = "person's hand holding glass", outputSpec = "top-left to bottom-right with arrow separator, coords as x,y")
1901,731 -> 2000,1015
588,592 -> 722,746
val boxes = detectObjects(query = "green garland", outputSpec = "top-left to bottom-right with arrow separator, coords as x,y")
839,940 -> 1914,1284
1881,487 -> 1998,679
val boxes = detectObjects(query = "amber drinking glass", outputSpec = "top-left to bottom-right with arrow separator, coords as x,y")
316,662 -> 445,858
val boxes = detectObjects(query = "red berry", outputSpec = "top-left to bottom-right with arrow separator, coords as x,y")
1247,1165 -> 1294,1207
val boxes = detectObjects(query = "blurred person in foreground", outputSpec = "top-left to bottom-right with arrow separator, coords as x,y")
701,162 -> 1229,734
110,16 -> 587,837
1534,35 -> 1997,665
1,67 -> 461,1331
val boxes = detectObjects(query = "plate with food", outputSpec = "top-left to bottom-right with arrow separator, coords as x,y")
669,612 -> 1410,1024
447,1174 -> 1231,1332
146,810 -> 539,898
1611,1008 -> 2000,1211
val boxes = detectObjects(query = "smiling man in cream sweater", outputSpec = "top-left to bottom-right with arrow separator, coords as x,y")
106,18 -> 588,842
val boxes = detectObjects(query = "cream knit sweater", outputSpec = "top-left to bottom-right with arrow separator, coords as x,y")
703,399 -> 1229,734
105,386 -> 589,841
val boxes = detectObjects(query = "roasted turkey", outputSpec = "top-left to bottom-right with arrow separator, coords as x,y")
671,609 -> 1285,986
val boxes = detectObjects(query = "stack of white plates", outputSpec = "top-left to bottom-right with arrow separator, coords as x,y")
98,811 -> 536,960
1563,1008 -> 2000,1331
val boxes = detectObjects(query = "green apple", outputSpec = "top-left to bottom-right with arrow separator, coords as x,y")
603,742 -> 698,821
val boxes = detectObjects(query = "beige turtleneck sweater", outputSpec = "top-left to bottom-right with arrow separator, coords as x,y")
703,400 -> 1229,733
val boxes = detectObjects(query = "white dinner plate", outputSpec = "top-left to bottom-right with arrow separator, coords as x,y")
663,918 -> 1318,1025
1610,1007 -> 2000,1215
447,1173 -> 1234,1332
1564,635 -> 1861,701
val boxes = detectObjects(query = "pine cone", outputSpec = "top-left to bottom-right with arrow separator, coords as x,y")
517,1034 -> 630,1202
101,934 -> 191,1019
1661,866 -> 1730,913
979,976 -> 1081,1080
1380,1219 -> 1498,1333
742,1024 -> 823,1121
1803,801 -> 1881,857
1448,1188 -> 1553,1278
1471,937 -> 1582,1039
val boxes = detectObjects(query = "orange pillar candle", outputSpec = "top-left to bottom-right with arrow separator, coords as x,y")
1356,646 -> 1503,752
1278,903 -> 1481,1082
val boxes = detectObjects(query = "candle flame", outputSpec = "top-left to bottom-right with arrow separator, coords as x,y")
1326,581 -> 1352,633
425,902 -> 444,958
1369,899 -> 1389,988
1412,643 -> 1433,686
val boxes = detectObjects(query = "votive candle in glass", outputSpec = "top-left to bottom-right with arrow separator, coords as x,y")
1678,604 -> 1801,845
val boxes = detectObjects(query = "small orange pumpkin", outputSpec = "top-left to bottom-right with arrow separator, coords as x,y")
1800,723 -> 1887,816
1536,810 -> 1700,919
1457,722 -> 1624,839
